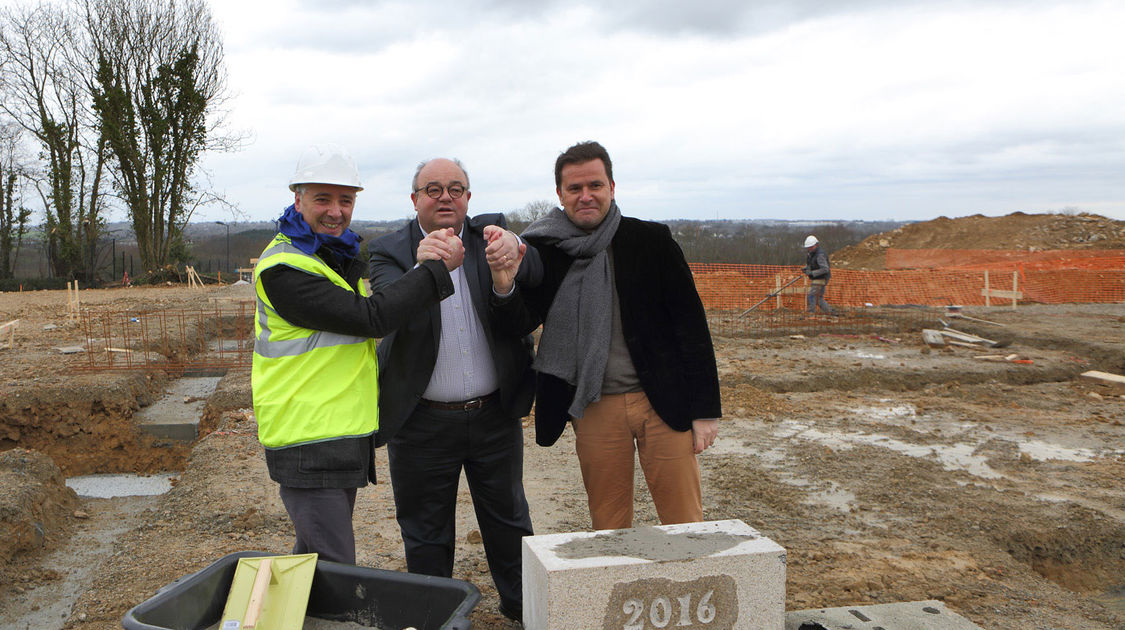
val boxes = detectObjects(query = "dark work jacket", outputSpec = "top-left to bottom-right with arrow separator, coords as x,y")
806,245 -> 830,282
258,244 -> 453,488
493,216 -> 721,447
368,214 -> 543,446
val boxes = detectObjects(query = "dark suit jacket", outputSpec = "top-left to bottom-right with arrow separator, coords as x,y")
368,214 -> 543,446
494,216 -> 721,447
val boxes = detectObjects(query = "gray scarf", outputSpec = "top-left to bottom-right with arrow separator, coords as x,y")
522,202 -> 622,418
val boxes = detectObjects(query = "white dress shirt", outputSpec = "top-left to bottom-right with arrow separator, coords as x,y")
421,226 -> 500,402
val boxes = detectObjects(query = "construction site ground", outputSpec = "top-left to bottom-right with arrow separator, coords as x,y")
1,285 -> 1124,630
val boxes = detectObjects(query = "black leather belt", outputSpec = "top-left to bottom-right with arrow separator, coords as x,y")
418,392 -> 498,411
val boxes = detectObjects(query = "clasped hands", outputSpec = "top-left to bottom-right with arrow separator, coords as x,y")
416,226 -> 523,293
417,228 -> 466,271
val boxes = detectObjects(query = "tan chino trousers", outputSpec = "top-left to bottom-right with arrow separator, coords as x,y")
572,391 -> 703,530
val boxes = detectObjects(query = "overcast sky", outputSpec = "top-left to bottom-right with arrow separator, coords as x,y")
192,0 -> 1125,224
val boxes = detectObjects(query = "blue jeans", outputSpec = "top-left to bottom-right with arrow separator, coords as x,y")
807,283 -> 833,313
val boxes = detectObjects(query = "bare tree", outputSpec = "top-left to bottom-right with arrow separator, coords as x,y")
86,0 -> 236,273
0,2 -> 102,280
0,121 -> 33,279
506,199 -> 556,233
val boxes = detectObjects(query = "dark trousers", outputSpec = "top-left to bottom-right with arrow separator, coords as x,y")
387,399 -> 533,611
807,283 -> 833,313
278,485 -> 358,564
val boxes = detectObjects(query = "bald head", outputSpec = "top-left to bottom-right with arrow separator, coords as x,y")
411,158 -> 472,233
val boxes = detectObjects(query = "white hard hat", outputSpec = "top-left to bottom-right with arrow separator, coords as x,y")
804,235 -> 819,248
289,144 -> 363,191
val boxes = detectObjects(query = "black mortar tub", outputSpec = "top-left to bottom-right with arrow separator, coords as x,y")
121,551 -> 480,630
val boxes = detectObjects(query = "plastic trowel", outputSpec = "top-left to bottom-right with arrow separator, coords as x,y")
220,553 -> 318,630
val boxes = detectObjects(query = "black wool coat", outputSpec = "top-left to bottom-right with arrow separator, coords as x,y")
494,216 -> 721,447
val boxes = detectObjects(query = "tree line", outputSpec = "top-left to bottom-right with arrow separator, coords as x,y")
2,213 -> 901,288
503,200 -> 899,266
0,0 -> 234,284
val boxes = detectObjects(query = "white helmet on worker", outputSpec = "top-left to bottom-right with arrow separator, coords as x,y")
289,144 -> 364,191
804,235 -> 819,248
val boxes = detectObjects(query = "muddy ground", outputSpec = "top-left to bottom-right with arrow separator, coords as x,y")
1,286 -> 1124,630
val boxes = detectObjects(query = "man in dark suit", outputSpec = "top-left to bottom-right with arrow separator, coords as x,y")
492,141 -> 721,532
368,157 -> 540,624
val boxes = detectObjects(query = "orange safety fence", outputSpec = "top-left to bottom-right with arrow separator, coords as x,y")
886,248 -> 1125,271
689,263 -> 1125,310
59,261 -> 1121,374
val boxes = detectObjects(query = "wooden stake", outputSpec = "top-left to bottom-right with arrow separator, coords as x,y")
1012,271 -> 1018,310
980,270 -> 1022,308
185,266 -> 204,289
67,280 -> 80,320
0,319 -> 18,350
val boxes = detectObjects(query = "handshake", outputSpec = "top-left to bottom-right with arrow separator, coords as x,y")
416,225 -> 525,293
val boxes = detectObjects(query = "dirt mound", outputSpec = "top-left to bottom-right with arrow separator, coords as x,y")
0,449 -> 78,565
834,212 -> 1125,270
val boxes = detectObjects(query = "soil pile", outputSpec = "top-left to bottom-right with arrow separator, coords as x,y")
834,212 -> 1125,270
0,449 -> 78,565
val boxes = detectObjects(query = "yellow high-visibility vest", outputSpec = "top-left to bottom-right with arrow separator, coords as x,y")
251,234 -> 378,448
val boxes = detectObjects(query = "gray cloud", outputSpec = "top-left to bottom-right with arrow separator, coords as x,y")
192,0 -> 1125,224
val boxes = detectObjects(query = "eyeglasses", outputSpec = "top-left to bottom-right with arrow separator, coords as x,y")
415,183 -> 467,199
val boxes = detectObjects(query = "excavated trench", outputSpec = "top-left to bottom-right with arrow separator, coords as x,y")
0,373 -> 192,477
0,309 -> 253,630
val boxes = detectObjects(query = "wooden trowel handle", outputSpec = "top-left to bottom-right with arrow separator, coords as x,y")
243,558 -> 273,628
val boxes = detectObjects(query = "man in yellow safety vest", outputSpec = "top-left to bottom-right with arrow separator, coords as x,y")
251,144 -> 483,563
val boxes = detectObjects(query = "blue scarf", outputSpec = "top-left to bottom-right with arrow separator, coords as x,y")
277,204 -> 361,261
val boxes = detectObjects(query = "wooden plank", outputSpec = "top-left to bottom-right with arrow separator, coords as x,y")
1081,370 -> 1125,386
946,340 -> 980,348
940,329 -> 997,345
948,313 -> 1006,326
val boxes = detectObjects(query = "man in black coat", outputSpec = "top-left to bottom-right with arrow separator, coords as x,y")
368,157 -> 541,623
492,141 -> 721,532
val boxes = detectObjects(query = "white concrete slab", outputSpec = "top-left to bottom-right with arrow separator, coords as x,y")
785,600 -> 983,630
523,519 -> 786,630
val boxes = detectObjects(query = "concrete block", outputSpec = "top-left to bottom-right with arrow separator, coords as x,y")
523,519 -> 785,630
785,600 -> 983,630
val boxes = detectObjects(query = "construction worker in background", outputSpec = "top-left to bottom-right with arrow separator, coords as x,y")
251,144 -> 461,564
803,235 -> 834,314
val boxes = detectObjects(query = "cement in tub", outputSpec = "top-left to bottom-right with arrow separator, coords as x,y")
121,551 -> 480,630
